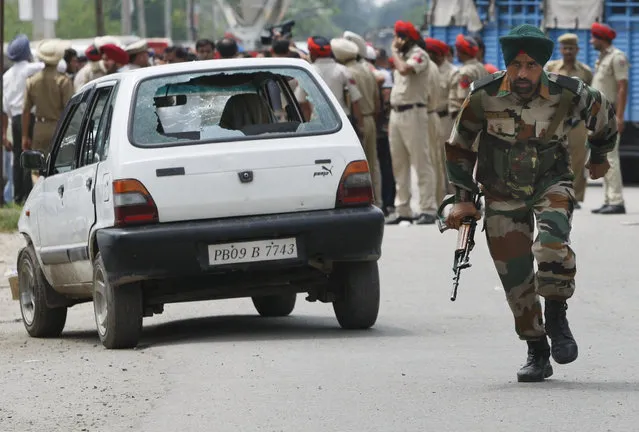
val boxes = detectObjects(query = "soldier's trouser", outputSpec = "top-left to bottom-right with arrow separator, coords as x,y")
568,121 -> 588,202
11,115 -> 34,203
33,121 -> 57,155
484,180 -> 576,340
427,112 -> 445,205
376,134 -> 396,210
361,116 -> 382,208
438,113 -> 455,194
603,135 -> 624,206
389,107 -> 436,217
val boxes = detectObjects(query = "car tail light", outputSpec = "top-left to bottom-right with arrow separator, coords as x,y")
335,160 -> 373,207
113,179 -> 159,227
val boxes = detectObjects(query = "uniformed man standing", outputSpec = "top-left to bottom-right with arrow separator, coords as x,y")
332,38 -> 382,208
22,40 -> 75,159
295,36 -> 364,136
445,25 -> 617,382
425,55 -> 445,204
425,37 -> 457,196
386,21 -> 438,225
545,33 -> 593,208
590,22 -> 628,215
344,31 -> 386,85
449,34 -> 488,121
120,40 -> 150,72
74,38 -> 128,91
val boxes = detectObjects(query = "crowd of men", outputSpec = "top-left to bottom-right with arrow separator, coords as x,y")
1,21 -> 629,219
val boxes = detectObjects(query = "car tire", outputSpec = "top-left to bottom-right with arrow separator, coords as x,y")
93,253 -> 143,349
252,293 -> 297,317
332,261 -> 380,330
18,245 -> 67,338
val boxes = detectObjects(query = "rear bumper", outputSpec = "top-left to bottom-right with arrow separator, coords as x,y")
96,206 -> 384,287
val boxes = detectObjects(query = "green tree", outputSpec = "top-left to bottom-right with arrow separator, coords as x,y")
3,0 -> 33,41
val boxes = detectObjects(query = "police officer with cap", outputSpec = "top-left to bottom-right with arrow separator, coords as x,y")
120,39 -> 150,71
449,34 -> 488,121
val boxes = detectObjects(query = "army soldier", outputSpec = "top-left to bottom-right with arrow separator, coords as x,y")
387,21 -> 438,225
546,33 -> 593,208
22,39 -> 75,159
449,34 -> 488,121
445,25 -> 617,382
332,38 -> 382,208
590,23 -> 628,215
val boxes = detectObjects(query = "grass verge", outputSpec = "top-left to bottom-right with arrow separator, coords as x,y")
0,203 -> 22,233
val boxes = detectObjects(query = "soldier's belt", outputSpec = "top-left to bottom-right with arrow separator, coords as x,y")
391,103 -> 426,112
35,117 -> 57,123
437,109 -> 449,118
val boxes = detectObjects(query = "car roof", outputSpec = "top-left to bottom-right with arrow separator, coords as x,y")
86,57 -> 315,89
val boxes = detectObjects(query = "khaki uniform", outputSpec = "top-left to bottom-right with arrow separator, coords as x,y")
545,59 -> 593,202
73,60 -> 107,92
346,60 -> 382,207
426,58 -> 444,204
437,60 -> 458,194
389,45 -> 436,217
591,45 -> 629,207
449,58 -> 488,116
24,66 -> 74,156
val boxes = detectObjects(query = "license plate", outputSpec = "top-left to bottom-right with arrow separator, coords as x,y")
208,238 -> 298,266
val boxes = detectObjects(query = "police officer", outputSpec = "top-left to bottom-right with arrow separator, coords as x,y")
332,38 -> 382,208
74,37 -> 128,91
295,36 -> 364,136
590,22 -> 628,215
386,21 -> 438,225
425,37 -> 457,196
445,24 -> 617,382
545,33 -> 593,208
22,39 -> 75,159
120,39 -> 150,71
449,34 -> 488,121
344,31 -> 386,85
425,54 -> 445,204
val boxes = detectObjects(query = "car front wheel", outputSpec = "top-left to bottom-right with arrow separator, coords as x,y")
332,261 -> 380,329
18,245 -> 67,337
93,253 -> 143,349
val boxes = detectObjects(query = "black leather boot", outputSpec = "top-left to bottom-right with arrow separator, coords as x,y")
545,300 -> 578,364
517,338 -> 553,383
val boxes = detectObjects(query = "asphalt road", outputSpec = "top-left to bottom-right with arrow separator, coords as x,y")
0,184 -> 638,432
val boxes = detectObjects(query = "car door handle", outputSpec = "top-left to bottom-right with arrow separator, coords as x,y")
86,177 -> 93,190
57,185 -> 64,198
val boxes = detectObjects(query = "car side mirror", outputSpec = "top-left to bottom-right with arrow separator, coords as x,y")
21,150 -> 46,171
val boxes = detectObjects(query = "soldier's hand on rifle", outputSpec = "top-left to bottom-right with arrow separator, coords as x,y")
446,202 -> 482,230
585,159 -> 610,180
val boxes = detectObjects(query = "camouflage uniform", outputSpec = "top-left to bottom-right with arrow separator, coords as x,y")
446,70 -> 617,340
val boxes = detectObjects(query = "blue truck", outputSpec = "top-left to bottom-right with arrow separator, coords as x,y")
428,0 -> 639,183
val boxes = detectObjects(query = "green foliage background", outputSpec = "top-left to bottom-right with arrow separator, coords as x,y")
2,0 -> 427,42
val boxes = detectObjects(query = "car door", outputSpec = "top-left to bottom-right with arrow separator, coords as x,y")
38,90 -> 93,287
63,82 -> 118,283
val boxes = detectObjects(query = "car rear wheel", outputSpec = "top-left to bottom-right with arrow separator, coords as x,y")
93,253 -> 143,349
18,245 -> 67,337
252,293 -> 297,317
332,261 -> 380,329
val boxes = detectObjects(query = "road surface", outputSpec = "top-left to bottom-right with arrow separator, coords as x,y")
0,184 -> 637,432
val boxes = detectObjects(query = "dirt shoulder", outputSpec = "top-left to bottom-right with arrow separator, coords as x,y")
0,232 -> 26,288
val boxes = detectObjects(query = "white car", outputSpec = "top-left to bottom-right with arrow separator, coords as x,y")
16,58 -> 384,349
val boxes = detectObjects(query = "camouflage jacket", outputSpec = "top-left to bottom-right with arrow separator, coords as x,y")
445,70 -> 618,201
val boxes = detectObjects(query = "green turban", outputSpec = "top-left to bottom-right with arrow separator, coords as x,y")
499,24 -> 555,66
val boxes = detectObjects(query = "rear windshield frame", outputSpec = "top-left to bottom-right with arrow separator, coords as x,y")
126,64 -> 343,149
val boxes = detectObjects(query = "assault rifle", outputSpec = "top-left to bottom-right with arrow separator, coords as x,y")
436,193 -> 483,301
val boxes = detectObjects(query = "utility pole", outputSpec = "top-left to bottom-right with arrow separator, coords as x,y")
121,0 -> 132,35
95,0 -> 105,36
186,0 -> 193,41
136,0 -> 147,37
164,0 -> 172,39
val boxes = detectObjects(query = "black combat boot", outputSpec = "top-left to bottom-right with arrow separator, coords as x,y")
545,300 -> 578,364
517,338 -> 553,383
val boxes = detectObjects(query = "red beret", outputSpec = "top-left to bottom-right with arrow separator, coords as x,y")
101,43 -> 129,65
591,22 -> 616,41
85,44 -> 102,62
307,36 -> 332,57
424,37 -> 449,56
394,20 -> 421,41
455,34 -> 479,57
484,63 -> 499,74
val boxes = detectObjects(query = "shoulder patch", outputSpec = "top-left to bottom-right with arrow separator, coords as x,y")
469,71 -> 505,94
551,73 -> 583,94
